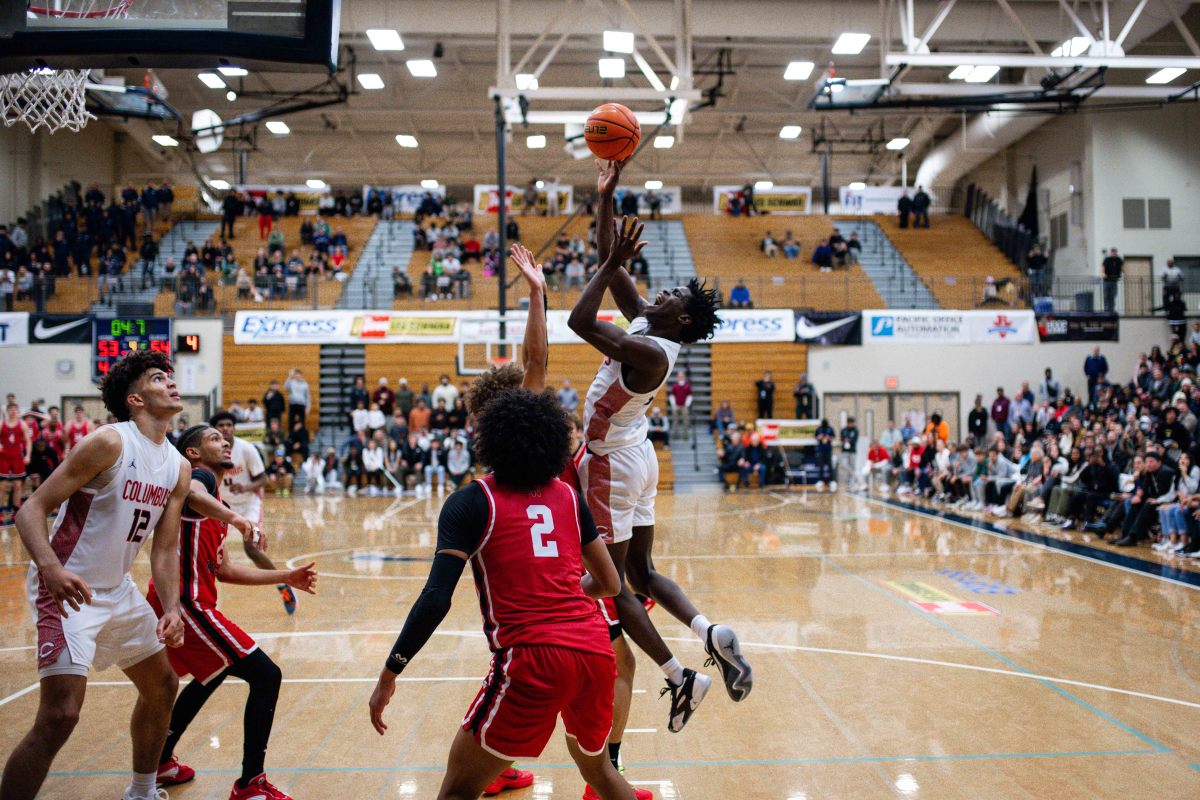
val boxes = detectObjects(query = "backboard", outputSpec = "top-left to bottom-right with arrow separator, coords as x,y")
0,0 -> 341,73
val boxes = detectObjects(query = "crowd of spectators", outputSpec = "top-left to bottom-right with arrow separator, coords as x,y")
757,227 -> 861,276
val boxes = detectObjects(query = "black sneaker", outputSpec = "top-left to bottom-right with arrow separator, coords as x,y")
704,624 -> 753,702
278,584 -> 297,615
660,668 -> 711,733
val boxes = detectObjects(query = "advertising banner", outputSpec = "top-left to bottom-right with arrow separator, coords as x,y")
1036,312 -> 1120,342
838,186 -> 909,215
712,185 -> 812,215
235,184 -> 329,214
0,312 -> 29,347
615,186 -> 683,216
711,309 -> 795,343
756,418 -> 820,447
362,185 -> 445,214
863,310 -> 1035,345
793,311 -> 862,345
473,184 -> 575,215
27,314 -> 92,344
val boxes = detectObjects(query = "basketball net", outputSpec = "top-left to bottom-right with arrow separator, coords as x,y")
2,1 -> 134,133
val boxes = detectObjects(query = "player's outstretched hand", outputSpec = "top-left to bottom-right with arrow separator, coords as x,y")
368,670 -> 397,735
286,562 -> 318,595
609,215 -> 646,264
596,157 -> 630,196
230,513 -> 265,551
158,611 -> 185,648
510,243 -> 546,293
43,565 -> 92,617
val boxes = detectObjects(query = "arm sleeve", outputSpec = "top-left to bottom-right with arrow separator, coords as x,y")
435,482 -> 489,553
577,489 -> 600,546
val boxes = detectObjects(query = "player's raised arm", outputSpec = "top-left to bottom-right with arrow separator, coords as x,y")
596,158 -> 648,322
511,243 -> 549,392
217,555 -> 317,593
14,426 -> 123,616
149,461 -> 190,647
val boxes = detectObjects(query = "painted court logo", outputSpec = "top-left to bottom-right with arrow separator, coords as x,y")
987,314 -> 1018,339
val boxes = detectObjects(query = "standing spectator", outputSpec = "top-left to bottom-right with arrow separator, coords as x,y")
372,377 -> 396,417
793,374 -> 817,419
431,374 -> 459,411
1162,258 -> 1183,305
0,261 -> 14,311
1026,244 -> 1048,297
257,195 -> 274,240
897,191 -> 913,229
262,379 -> 286,427
1038,368 -> 1061,404
284,368 -> 310,431
395,378 -> 415,419
349,376 -> 370,425
845,232 -> 862,265
729,279 -> 753,308
351,401 -> 370,436
879,419 -> 902,451
741,181 -> 757,216
522,180 -> 539,215
557,379 -> 579,416
668,371 -> 692,435
138,234 -> 159,290
221,190 -> 241,239
140,180 -> 159,234
814,418 -> 835,489
1101,248 -> 1123,313
755,371 -> 775,419
646,189 -> 662,220
408,398 -> 431,433
158,179 -> 174,222
912,186 -> 931,228
990,387 -> 1011,439
1084,346 -> 1109,402
838,416 -> 860,490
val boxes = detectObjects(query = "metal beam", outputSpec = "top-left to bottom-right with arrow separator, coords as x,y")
510,0 -> 574,78
994,0 -> 1044,55
615,0 -> 678,76
632,49 -> 667,92
897,82 -> 1183,98
885,52 -> 1200,68
1057,0 -> 1096,41
1114,0 -> 1149,48
490,86 -> 702,101
912,0 -> 957,54
1160,0 -> 1200,57
496,0 -> 511,84
531,29 -> 571,80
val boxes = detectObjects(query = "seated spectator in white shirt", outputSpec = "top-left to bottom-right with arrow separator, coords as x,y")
243,399 -> 265,423
367,402 -> 387,435
760,231 -> 778,258
351,400 -> 370,435
302,452 -> 327,494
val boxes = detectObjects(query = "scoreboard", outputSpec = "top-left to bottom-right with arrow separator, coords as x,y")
92,317 -> 173,382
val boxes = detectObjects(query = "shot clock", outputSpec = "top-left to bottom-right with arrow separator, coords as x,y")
92,317 -> 173,382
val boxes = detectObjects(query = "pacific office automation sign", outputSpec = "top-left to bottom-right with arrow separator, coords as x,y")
862,310 -> 1036,345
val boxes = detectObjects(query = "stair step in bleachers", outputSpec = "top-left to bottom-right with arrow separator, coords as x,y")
830,219 -> 938,309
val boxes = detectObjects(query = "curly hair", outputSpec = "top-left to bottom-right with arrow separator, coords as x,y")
680,277 -> 722,344
99,350 -> 174,421
464,362 -> 525,416
474,388 -> 571,492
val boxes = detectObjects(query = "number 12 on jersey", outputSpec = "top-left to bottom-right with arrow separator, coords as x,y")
126,508 -> 152,543
526,505 -> 559,558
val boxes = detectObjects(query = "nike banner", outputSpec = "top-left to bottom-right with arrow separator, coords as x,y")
28,314 -> 93,344
793,312 -> 862,345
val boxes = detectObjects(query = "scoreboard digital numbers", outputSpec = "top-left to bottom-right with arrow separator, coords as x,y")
92,318 -> 173,382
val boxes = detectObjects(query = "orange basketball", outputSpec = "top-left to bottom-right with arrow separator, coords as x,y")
584,103 -> 641,161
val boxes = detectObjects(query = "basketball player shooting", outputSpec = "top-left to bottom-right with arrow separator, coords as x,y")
567,160 -> 753,734
2,350 -> 191,800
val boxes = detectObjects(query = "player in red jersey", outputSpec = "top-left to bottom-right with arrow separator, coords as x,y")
147,424 -> 317,800
1,401 -> 33,517
64,405 -> 94,458
369,389 -> 643,800
41,406 -> 67,461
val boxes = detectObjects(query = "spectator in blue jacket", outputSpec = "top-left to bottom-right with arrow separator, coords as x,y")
1084,347 -> 1109,401
729,279 -> 753,308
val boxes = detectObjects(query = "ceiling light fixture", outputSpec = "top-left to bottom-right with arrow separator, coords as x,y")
653,135 -> 674,148
226,90 -> 237,101
420,179 -> 439,189
784,61 -> 815,80
535,180 -> 545,189
265,120 -> 290,135
406,59 -> 437,77
755,180 -> 774,191
886,137 -> 910,150
947,65 -> 973,80
197,72 -> 226,89
209,179 -> 231,190
832,33 -> 871,55
1146,67 -> 1186,84
603,30 -> 635,54
1051,36 -> 1091,58
515,73 -> 538,91
151,134 -> 178,147
526,134 -> 546,149
306,179 -> 326,189
848,181 -> 866,190
599,58 -> 626,79
779,125 -> 802,139
217,66 -> 247,77
964,65 -> 1000,83
357,73 -> 385,90
645,180 -> 664,190
395,134 -> 418,148
366,29 -> 404,51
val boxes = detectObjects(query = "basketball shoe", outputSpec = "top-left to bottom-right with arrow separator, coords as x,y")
229,773 -> 292,800
156,755 -> 195,786
661,668 -> 711,732
704,624 -> 753,701
583,784 -> 653,799
121,789 -> 168,800
483,767 -> 534,795
277,584 -> 297,615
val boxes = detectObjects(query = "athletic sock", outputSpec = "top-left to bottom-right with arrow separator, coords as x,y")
608,741 -> 622,771
127,771 -> 157,799
690,614 -> 712,642
659,656 -> 685,686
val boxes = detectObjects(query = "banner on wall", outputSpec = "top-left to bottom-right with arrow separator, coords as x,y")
863,310 -> 1036,345
1036,312 -> 1120,342
236,184 -> 329,214
756,419 -> 820,447
473,184 -> 575,215
0,313 -> 29,347
615,186 -> 683,215
793,311 -> 862,345
362,185 -> 446,214
27,314 -> 92,344
838,186 -> 908,215
711,309 -> 795,342
712,185 -> 812,215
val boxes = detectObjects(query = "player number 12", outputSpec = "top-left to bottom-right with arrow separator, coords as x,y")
526,505 -> 559,558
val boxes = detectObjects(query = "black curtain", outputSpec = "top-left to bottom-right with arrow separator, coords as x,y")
1017,166 -> 1039,241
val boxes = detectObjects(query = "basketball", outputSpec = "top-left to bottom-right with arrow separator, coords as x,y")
584,103 -> 641,161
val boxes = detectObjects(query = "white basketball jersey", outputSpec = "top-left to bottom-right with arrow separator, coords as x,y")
36,421 -> 184,590
583,316 -> 681,456
222,437 -> 265,518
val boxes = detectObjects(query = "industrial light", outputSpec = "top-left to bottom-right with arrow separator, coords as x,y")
526,134 -> 547,149
151,134 -> 178,147
669,98 -> 688,122
653,135 -> 674,148
779,125 -> 802,139
357,73 -> 385,90
406,59 -> 437,77
217,66 -> 247,77
209,179 -> 231,190
226,90 -> 237,102
395,134 -> 418,148
197,72 -> 226,89
848,181 -> 866,190
366,29 -> 405,51
755,180 -> 774,191
832,33 -> 871,55
306,179 -> 326,189
1051,36 -> 1091,58
420,179 -> 439,189
886,137 -> 910,150
828,83 -> 845,93
645,180 -> 663,190
964,65 -> 1000,83
669,75 -> 679,90
784,61 -> 815,80
948,65 -> 973,80
265,120 -> 290,135
515,73 -> 538,90
599,58 -> 626,79
535,180 -> 545,189
1147,67 -> 1187,84
603,30 -> 635,54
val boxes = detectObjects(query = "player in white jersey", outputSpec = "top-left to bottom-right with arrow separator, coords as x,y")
210,411 -> 298,614
568,161 -> 753,736
3,350 -> 191,800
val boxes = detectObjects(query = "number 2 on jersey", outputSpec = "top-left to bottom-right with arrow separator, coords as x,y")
526,505 -> 559,558
126,508 -> 152,543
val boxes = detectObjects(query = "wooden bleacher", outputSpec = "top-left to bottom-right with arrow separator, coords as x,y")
711,342 -> 808,426
875,214 -> 1024,309
682,214 -> 885,310
220,336 -> 321,432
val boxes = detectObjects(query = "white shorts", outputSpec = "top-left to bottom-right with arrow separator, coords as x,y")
578,439 -> 658,545
225,492 -> 263,525
27,572 -> 163,679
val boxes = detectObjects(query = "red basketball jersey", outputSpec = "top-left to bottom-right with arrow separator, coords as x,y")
0,420 -> 25,457
472,474 -> 609,657
66,420 -> 90,450
148,471 -> 226,609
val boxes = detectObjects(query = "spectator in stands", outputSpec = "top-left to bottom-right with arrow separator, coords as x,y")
845,232 -> 861,265
395,378 -> 415,419
256,195 -> 273,240
838,417 -> 859,491
367,402 -> 387,438
431,374 -> 459,411
408,398 -> 431,433
1113,450 -> 1173,546
285,368 -> 310,431
1026,244 -> 1048,297
924,411 -> 949,443
864,439 -> 891,492
265,450 -> 295,496
782,230 -> 800,259
1084,346 -> 1109,402
755,371 -> 775,418
793,374 -> 817,419
668,371 -> 692,435
262,379 -> 286,427
1038,368 -> 1062,404
446,440 -> 473,489
814,418 -> 835,490
430,400 -> 451,436
912,186 -> 931,228
710,400 -> 734,435
879,419 -> 902,452
967,395 -> 988,444
897,191 -> 913,229
557,379 -> 579,416
287,420 -> 310,464
361,439 -> 386,495
737,433 -> 768,487
648,407 -> 671,448
424,438 -> 447,495
373,377 -> 395,417
760,231 -> 778,258
811,239 -> 833,272
729,279 -> 753,308
522,180 -> 539,215
1162,258 -> 1183,306
1102,248 -> 1123,313
400,432 -> 426,494
342,442 -> 365,495
991,387 -> 1011,439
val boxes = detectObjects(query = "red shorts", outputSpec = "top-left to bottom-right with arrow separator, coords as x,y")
147,592 -> 257,684
462,644 -> 616,760
598,597 -> 621,640
0,453 -> 26,480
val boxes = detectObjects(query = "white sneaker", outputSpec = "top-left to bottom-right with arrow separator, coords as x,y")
347,486 -> 357,497
123,788 -> 169,800
829,481 -> 838,492
393,487 -> 404,497
814,481 -> 826,491
1152,541 -> 1169,551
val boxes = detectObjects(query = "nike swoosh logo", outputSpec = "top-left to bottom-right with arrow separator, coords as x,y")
795,316 -> 857,339
33,318 -> 89,339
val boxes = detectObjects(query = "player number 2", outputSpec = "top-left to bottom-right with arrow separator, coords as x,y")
526,505 -> 559,558
126,508 -> 152,543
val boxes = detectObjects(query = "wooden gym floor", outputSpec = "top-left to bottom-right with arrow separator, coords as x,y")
1,490 -> 1198,799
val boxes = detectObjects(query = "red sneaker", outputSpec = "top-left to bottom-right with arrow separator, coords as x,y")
583,785 -> 654,799
156,755 -> 195,787
483,767 -> 534,795
229,773 -> 292,800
